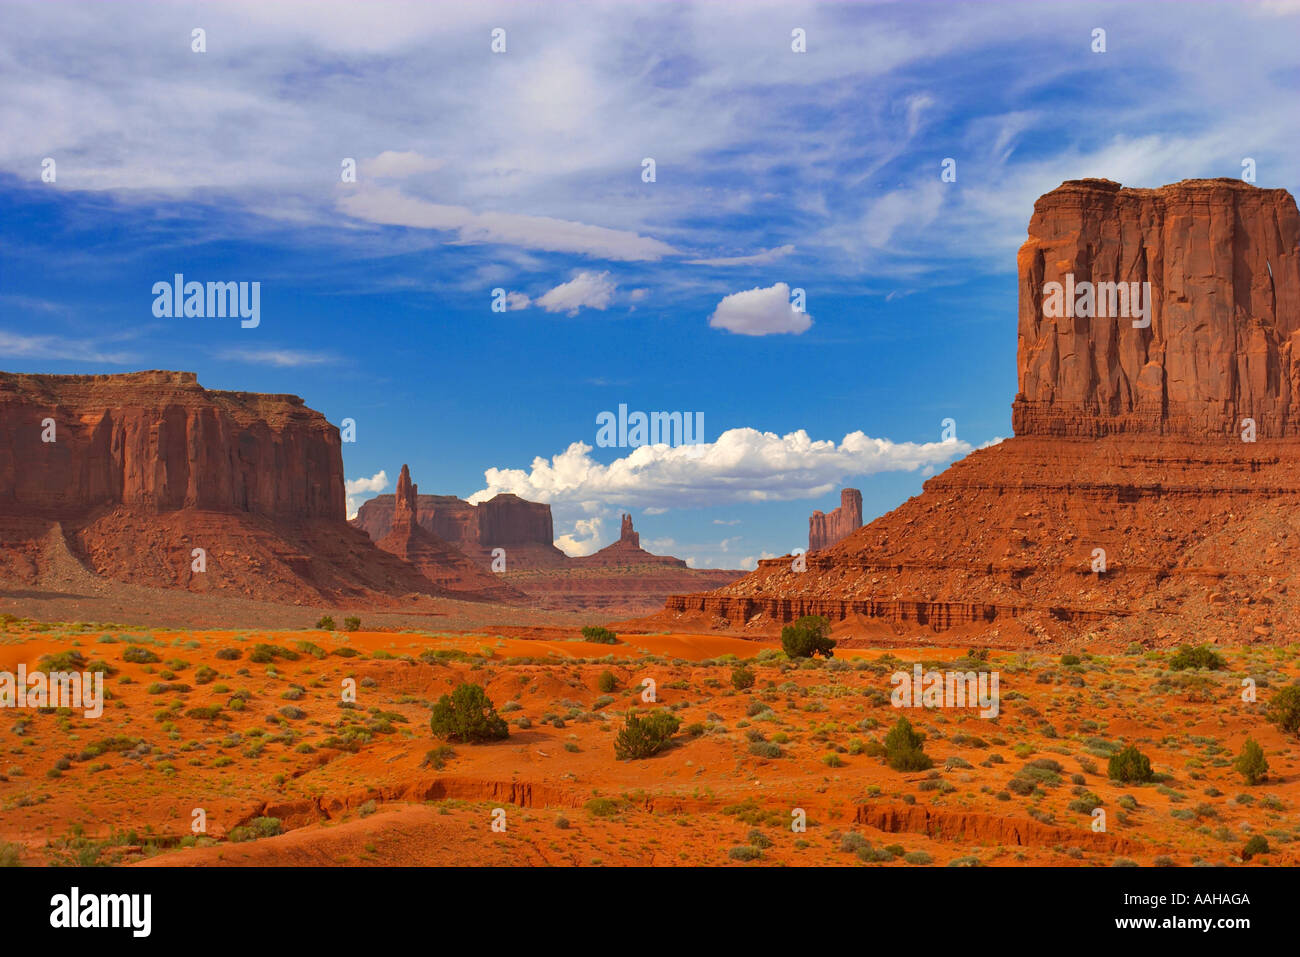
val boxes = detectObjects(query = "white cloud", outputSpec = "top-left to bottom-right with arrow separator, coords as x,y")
345,470 -> 389,519
535,271 -> 617,315
363,150 -> 444,179
708,282 -> 812,336
468,427 -> 972,510
503,291 -> 531,311
0,331 -> 134,364
338,187 -> 677,261
687,244 -> 796,267
554,516 -> 604,556
216,348 -> 338,368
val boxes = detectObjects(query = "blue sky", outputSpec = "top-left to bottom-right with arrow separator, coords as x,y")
2,0 -> 1298,567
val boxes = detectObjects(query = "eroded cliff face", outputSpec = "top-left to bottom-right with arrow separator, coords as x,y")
1014,178 -> 1300,438
656,179 -> 1300,647
0,370 -> 344,518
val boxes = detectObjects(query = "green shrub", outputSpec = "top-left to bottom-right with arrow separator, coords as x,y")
1060,654 -> 1081,666
580,625 -> 619,644
1108,744 -> 1154,783
184,706 -> 224,721
781,615 -> 836,659
1266,685 -> 1300,736
121,646 -> 160,664
613,710 -> 680,760
883,715 -> 933,771
1168,645 -> 1226,671
342,616 -> 361,632
1233,738 -> 1268,785
422,744 -> 456,769
316,616 -> 336,631
229,816 -> 282,843
728,845 -> 762,861
597,670 -> 617,693
215,648 -> 241,661
429,683 -> 508,743
1242,835 -> 1270,860
731,664 -> 756,690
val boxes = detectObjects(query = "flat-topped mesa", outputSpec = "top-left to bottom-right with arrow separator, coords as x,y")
1013,178 -> 1300,438
809,488 -> 863,552
0,369 -> 343,519
650,180 -> 1300,647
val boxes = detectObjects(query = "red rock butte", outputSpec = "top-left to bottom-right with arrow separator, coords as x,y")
660,178 -> 1300,647
809,489 -> 863,552
0,371 -> 455,603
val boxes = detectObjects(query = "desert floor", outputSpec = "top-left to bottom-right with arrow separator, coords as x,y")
0,616 -> 1295,867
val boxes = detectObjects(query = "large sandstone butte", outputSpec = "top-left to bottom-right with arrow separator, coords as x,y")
809,489 -> 863,552
0,371 -> 472,604
658,178 -> 1300,647
375,465 -> 526,602
353,490 -> 566,569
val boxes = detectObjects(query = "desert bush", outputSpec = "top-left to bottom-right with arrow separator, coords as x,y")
781,615 -> 835,659
1266,685 -> 1300,736
184,706 -> 224,721
597,670 -> 617,693
229,816 -> 282,843
728,845 -> 762,861
613,710 -> 680,760
731,664 -> 756,690
422,744 -> 456,770
1168,645 -> 1226,671
343,616 -> 361,632
121,646 -> 160,664
215,648 -> 241,661
1108,744 -> 1154,783
316,616 -> 335,631
883,715 -> 933,771
429,683 -> 508,743
1242,835 -> 1270,860
1060,654 -> 1081,666
1233,738 -> 1269,785
581,625 -> 619,644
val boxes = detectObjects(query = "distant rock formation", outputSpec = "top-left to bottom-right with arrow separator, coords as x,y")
353,490 -> 566,568
809,489 -> 862,552
660,179 -> 1300,647
577,514 -> 684,568
0,371 -> 441,602
375,465 -> 524,602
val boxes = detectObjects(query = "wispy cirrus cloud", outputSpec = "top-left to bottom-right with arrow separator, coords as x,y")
0,331 -> 134,364
215,348 -> 339,368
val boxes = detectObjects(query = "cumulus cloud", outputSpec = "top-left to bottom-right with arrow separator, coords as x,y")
708,282 -> 812,336
468,427 -> 971,510
345,470 -> 389,519
338,187 -> 678,261
535,270 -> 617,315
554,516 -> 604,556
